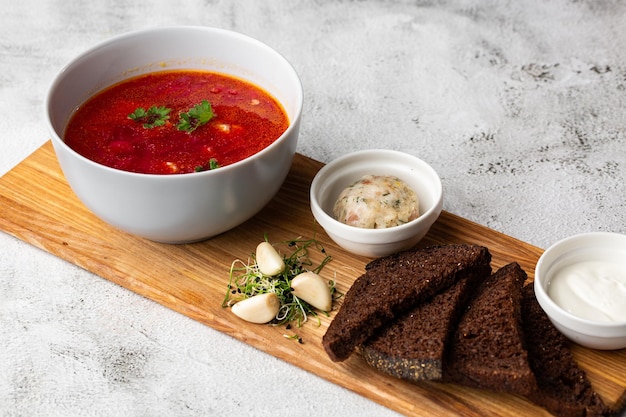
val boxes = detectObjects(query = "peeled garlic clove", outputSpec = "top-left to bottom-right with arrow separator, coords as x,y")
231,293 -> 280,324
256,242 -> 285,276
291,272 -> 332,311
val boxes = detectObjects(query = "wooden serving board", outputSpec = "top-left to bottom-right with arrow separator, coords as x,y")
1,141 -> 624,416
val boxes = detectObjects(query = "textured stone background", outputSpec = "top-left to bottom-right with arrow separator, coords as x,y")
1,1 -> 625,416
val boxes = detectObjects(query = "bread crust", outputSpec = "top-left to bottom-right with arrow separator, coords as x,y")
443,262 -> 537,397
322,244 -> 492,362
521,284 -> 613,417
360,273 -> 483,381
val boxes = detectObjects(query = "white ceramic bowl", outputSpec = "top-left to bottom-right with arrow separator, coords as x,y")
310,149 -> 443,257
534,232 -> 626,350
45,26 -> 303,243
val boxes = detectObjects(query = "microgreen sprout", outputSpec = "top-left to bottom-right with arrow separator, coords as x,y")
222,236 -> 341,329
284,334 -> 304,344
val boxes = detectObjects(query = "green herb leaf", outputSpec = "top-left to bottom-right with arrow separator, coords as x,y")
129,106 -> 171,129
194,158 -> 220,172
128,107 -> 147,120
177,100 -> 215,133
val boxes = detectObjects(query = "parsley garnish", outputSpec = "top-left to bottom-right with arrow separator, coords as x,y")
128,100 -> 215,132
128,106 -> 170,129
194,158 -> 220,172
128,100 -> 218,173
177,100 -> 215,133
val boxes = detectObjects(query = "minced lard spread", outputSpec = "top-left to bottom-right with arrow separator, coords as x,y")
333,175 -> 419,229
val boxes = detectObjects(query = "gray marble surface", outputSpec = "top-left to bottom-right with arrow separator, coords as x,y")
1,1 -> 625,416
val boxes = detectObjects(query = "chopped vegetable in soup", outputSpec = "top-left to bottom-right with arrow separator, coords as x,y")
64,70 -> 289,174
333,175 -> 419,228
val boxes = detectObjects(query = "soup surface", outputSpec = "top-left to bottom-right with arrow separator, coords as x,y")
64,70 -> 289,174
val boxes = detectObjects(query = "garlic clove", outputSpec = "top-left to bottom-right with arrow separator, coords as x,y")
291,271 -> 332,311
256,242 -> 285,276
231,293 -> 280,324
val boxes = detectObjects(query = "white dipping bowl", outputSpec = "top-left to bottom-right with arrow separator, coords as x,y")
310,149 -> 443,257
534,232 -> 626,350
45,26 -> 303,243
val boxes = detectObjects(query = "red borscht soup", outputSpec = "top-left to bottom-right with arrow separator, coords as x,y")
64,70 -> 289,174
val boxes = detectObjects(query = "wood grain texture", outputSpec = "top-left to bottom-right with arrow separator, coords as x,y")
1,141 -> 624,417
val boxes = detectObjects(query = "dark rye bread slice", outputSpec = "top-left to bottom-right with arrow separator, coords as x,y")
443,262 -> 538,397
521,284 -> 613,417
322,244 -> 492,362
360,271 -> 485,381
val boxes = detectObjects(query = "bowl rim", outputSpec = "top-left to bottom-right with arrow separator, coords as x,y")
44,25 -> 303,180
534,231 -> 626,331
309,149 -> 443,241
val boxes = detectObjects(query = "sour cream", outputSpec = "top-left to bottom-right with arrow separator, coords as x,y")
547,260 -> 626,323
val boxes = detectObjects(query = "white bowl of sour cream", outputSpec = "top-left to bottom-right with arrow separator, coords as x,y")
534,232 -> 626,350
